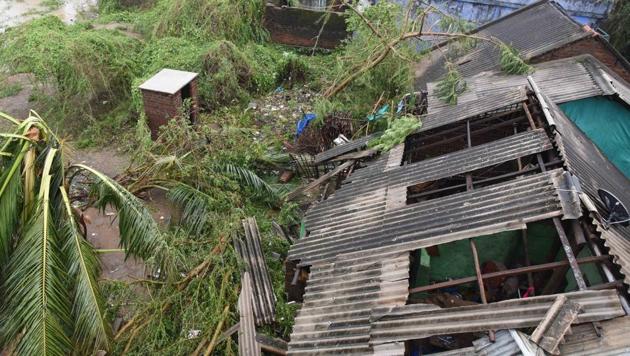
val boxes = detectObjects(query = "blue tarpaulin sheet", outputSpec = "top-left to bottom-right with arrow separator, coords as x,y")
296,113 -> 316,138
559,96 -> 630,179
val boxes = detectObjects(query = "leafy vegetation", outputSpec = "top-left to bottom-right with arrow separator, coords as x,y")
436,63 -> 467,105
0,0 -> 540,353
602,0 -> 630,60
499,42 -> 532,75
0,16 -> 141,131
0,111 -> 170,355
369,115 -> 421,151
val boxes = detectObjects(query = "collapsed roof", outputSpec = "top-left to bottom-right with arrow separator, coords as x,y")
285,55 -> 630,355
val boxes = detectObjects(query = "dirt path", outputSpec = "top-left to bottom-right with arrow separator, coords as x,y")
72,148 -> 175,281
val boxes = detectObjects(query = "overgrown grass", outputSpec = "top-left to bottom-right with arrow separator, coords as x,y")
138,0 -> 267,43
0,16 -> 141,132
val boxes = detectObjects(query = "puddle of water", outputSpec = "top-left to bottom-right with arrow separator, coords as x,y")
0,0 -> 97,31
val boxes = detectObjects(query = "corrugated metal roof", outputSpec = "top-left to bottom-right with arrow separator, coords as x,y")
420,87 -> 527,132
599,227 -> 630,294
238,272 -> 261,356
415,1 -> 589,89
288,251 -> 409,355
234,217 -> 276,325
426,55 -> 611,113
431,329 -> 544,356
539,87 -> 630,292
313,134 -> 377,164
289,129 -> 563,266
369,290 -> 625,345
560,317 -> 630,355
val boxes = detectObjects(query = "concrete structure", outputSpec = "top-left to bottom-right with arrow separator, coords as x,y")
139,69 -> 199,139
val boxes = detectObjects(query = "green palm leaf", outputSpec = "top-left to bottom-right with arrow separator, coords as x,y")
1,148 -> 73,356
0,139 -> 29,274
71,164 -> 171,268
59,187 -> 110,353
167,183 -> 216,235
211,163 -> 278,200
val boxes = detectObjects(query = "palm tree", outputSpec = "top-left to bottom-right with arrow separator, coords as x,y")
0,111 -> 170,355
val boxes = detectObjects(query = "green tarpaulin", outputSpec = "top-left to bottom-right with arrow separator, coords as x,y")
559,96 -> 630,179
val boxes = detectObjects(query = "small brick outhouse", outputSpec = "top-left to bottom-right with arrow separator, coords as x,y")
139,69 -> 199,139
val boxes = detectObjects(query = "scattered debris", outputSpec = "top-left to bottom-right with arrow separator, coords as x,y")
234,217 -> 277,325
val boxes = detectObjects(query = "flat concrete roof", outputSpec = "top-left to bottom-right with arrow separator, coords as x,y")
138,69 -> 198,95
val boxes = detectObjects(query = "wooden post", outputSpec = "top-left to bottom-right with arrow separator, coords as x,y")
553,219 -> 587,290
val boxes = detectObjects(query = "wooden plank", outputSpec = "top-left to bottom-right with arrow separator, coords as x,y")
531,295 -> 582,355
409,255 -> 610,294
287,160 -> 354,200
330,149 -> 377,162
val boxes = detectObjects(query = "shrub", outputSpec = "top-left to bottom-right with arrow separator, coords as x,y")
0,16 -> 141,129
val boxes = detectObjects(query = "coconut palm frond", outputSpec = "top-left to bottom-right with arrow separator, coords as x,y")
0,141 -> 29,269
167,183 -> 216,235
59,187 -> 110,353
212,163 -> 278,200
1,148 -> 73,356
71,164 -> 171,267
0,111 -> 20,126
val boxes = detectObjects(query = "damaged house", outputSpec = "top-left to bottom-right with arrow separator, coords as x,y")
281,2 -> 630,355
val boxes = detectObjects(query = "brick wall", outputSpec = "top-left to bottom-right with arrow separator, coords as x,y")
531,36 -> 630,84
142,90 -> 180,139
141,78 -> 199,139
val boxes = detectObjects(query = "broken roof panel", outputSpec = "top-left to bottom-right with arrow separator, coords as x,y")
369,289 -> 624,345
420,87 -> 527,132
288,251 -> 409,355
536,86 -> 630,292
234,217 -> 276,325
313,134 -> 377,164
430,329 -> 543,356
415,0 -> 589,88
559,317 -> 630,355
426,55 -> 627,115
238,273 -> 261,356
289,129 -> 564,265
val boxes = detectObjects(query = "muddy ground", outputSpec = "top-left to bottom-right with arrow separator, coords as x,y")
72,148 -> 175,282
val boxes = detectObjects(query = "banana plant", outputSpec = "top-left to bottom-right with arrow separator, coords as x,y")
0,111 -> 170,355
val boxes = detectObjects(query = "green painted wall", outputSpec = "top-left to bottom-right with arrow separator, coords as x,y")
559,97 -> 630,179
411,222 -> 557,288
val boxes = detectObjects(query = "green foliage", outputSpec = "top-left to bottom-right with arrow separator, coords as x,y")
276,52 -> 311,86
436,63 -> 467,105
438,16 -> 478,55
322,1 -> 414,116
603,1 -> 630,59
278,202 -> 301,227
368,115 -> 421,151
0,112 -> 167,355
499,42 -> 532,75
136,39 -> 283,111
143,0 -> 267,43
0,16 -> 141,129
